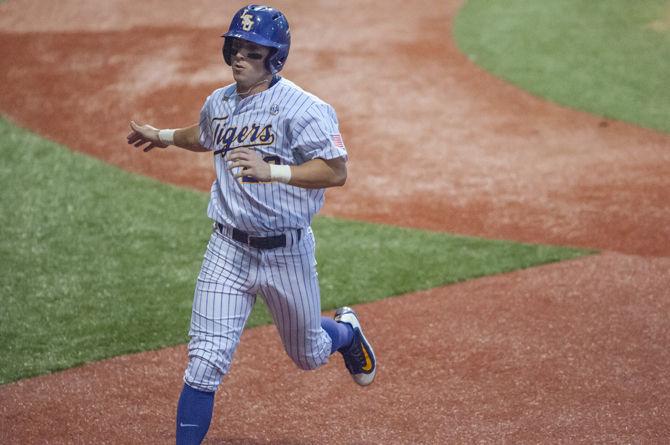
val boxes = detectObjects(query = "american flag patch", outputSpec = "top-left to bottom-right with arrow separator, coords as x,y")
331,133 -> 345,149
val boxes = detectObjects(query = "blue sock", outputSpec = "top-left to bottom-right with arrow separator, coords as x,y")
321,316 -> 354,354
176,383 -> 215,445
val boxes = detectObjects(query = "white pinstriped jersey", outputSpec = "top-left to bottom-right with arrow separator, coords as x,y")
199,78 -> 348,235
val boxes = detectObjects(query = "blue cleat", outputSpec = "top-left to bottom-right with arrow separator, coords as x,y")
334,307 -> 377,386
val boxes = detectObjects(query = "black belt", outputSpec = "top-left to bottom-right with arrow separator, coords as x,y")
216,223 -> 300,250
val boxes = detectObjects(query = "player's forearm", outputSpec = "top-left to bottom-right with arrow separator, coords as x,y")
172,124 -> 208,152
287,157 -> 347,189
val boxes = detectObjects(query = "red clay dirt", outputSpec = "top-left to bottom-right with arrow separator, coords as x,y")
1,0 -> 669,444
1,0 -> 668,256
2,253 -> 670,444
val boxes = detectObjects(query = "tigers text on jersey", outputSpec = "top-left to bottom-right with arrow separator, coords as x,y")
199,77 -> 348,235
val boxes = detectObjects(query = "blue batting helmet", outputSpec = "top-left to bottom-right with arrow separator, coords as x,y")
222,5 -> 291,74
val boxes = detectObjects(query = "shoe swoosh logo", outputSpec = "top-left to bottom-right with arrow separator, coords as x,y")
180,423 -> 199,428
361,345 -> 373,372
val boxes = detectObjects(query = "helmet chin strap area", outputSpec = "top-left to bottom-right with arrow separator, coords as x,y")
236,76 -> 272,97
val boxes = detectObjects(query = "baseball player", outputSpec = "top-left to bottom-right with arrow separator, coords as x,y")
126,5 -> 376,445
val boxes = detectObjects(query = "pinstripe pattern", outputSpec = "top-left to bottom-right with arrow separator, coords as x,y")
185,228 -> 258,391
200,78 -> 348,235
185,78 -> 345,391
260,227 -> 330,370
185,226 -> 332,391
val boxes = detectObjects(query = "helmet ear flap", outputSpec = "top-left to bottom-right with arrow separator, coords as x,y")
265,48 -> 278,74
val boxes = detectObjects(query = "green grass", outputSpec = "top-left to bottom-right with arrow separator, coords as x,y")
0,118 -> 212,383
0,118 -> 590,383
454,0 -> 670,134
312,217 -> 588,308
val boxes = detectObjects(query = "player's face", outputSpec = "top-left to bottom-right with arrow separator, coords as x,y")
229,39 -> 272,87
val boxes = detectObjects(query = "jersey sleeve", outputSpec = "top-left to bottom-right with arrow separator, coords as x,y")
290,103 -> 348,162
198,94 -> 214,150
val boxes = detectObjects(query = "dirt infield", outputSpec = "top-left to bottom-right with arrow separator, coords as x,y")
1,0 -> 669,443
2,0 -> 668,256
2,253 -> 670,444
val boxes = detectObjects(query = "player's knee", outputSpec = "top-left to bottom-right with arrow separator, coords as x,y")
288,349 -> 329,371
283,331 -> 331,370
184,356 -> 225,392
292,357 -> 320,371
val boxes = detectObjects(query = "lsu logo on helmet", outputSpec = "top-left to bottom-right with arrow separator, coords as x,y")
240,12 -> 254,31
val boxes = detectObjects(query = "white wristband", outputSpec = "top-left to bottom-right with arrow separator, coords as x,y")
158,129 -> 176,146
270,164 -> 292,183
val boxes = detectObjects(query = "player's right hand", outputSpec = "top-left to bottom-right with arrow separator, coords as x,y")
127,121 -> 168,152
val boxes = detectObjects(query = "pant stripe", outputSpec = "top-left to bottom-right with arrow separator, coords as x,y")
185,227 -> 330,390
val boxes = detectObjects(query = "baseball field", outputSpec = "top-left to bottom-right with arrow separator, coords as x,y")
1,0 -> 669,443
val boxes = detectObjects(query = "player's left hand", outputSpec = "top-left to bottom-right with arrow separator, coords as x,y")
228,148 -> 271,181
